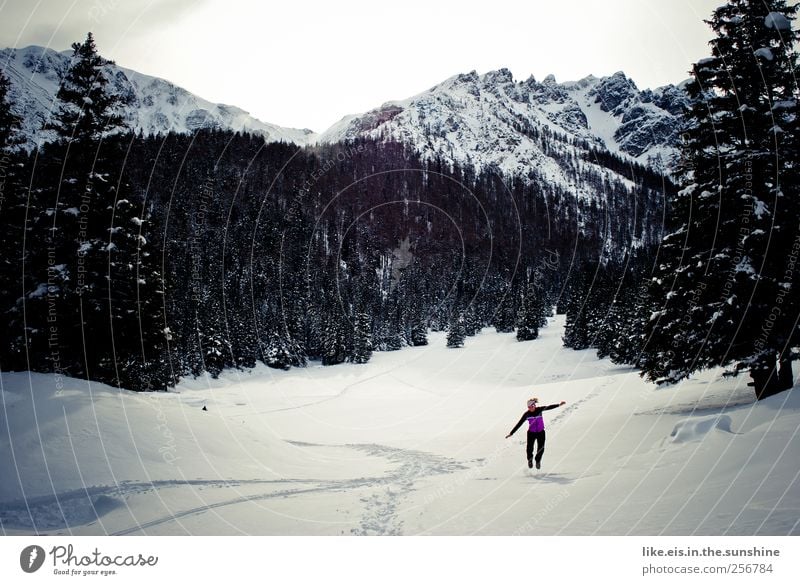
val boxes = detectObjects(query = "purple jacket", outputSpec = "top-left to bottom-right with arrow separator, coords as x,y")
508,404 -> 561,436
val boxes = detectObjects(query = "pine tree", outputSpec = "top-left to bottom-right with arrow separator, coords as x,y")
599,252 -> 658,366
563,270 -> 593,349
463,304 -> 481,336
516,282 -> 542,341
200,328 -> 230,378
20,34 -> 131,384
641,1 -> 800,399
0,70 -> 22,150
375,290 -> 404,351
492,285 -> 516,333
321,311 -> 348,365
281,196 -> 310,355
262,330 -> 293,370
77,158 -> 131,382
593,263 -> 627,359
410,321 -> 428,346
351,311 -> 373,363
107,194 -> 172,389
608,278 -> 653,366
49,32 -> 124,146
0,71 -> 23,367
446,313 -> 466,348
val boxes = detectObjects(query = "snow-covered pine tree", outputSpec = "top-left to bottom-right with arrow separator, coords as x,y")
594,296 -> 621,359
446,313 -> 466,348
603,259 -> 653,366
45,32 -> 127,266
321,311 -> 349,365
641,1 -> 800,399
463,304 -> 481,336
107,194 -> 172,390
203,334 -> 228,377
77,161 -> 131,382
262,330 -> 293,370
410,321 -> 428,346
48,32 -> 124,146
608,278 -> 654,366
280,195 -> 310,356
0,70 -> 22,150
374,317 -> 404,351
398,263 -> 430,347
563,270 -> 593,349
351,311 -> 373,363
564,259 -> 635,354
19,33 -> 130,383
492,285 -> 516,334
374,281 -> 404,351
535,287 -> 552,329
0,71 -> 22,360
594,261 -> 632,360
516,282 -> 542,341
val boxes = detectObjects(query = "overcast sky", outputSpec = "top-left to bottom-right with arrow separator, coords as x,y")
0,0 -> 724,132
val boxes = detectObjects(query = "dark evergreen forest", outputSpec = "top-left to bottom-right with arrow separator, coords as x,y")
0,126 -> 670,390
4,0 -> 797,402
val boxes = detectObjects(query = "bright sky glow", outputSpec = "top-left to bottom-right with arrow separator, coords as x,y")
1,0 -> 723,132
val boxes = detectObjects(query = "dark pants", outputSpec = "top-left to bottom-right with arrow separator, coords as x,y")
526,431 -> 546,463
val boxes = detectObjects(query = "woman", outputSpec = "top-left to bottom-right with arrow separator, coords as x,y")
505,397 -> 566,469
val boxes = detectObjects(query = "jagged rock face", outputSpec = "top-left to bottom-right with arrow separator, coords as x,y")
320,69 -> 688,186
590,71 -> 639,113
1,45 -> 316,148
584,72 -> 690,159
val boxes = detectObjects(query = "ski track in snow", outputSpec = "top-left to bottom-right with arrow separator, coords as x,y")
306,442 -> 467,536
548,375 -> 607,425
0,443 -> 466,536
0,479 -> 329,533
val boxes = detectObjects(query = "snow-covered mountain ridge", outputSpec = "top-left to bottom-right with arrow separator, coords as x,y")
320,69 -> 689,174
3,45 -> 687,186
1,45 -> 316,148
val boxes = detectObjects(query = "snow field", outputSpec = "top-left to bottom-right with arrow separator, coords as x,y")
1,316 -> 797,535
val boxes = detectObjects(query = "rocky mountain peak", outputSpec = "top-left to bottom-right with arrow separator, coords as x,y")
1,45 -> 316,149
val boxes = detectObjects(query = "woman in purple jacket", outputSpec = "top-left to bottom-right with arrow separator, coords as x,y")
505,397 -> 566,469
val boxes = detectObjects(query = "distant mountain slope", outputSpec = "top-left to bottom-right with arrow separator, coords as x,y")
319,69 -> 688,179
0,45 -> 317,148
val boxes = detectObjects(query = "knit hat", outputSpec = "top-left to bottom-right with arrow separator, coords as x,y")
527,398 -> 539,408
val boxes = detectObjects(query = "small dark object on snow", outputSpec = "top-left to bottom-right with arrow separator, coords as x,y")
202,405 -> 207,411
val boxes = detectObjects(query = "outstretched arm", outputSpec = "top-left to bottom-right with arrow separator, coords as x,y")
542,401 -> 566,411
505,412 -> 528,438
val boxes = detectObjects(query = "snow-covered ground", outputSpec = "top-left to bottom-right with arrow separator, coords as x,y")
1,316 -> 798,536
